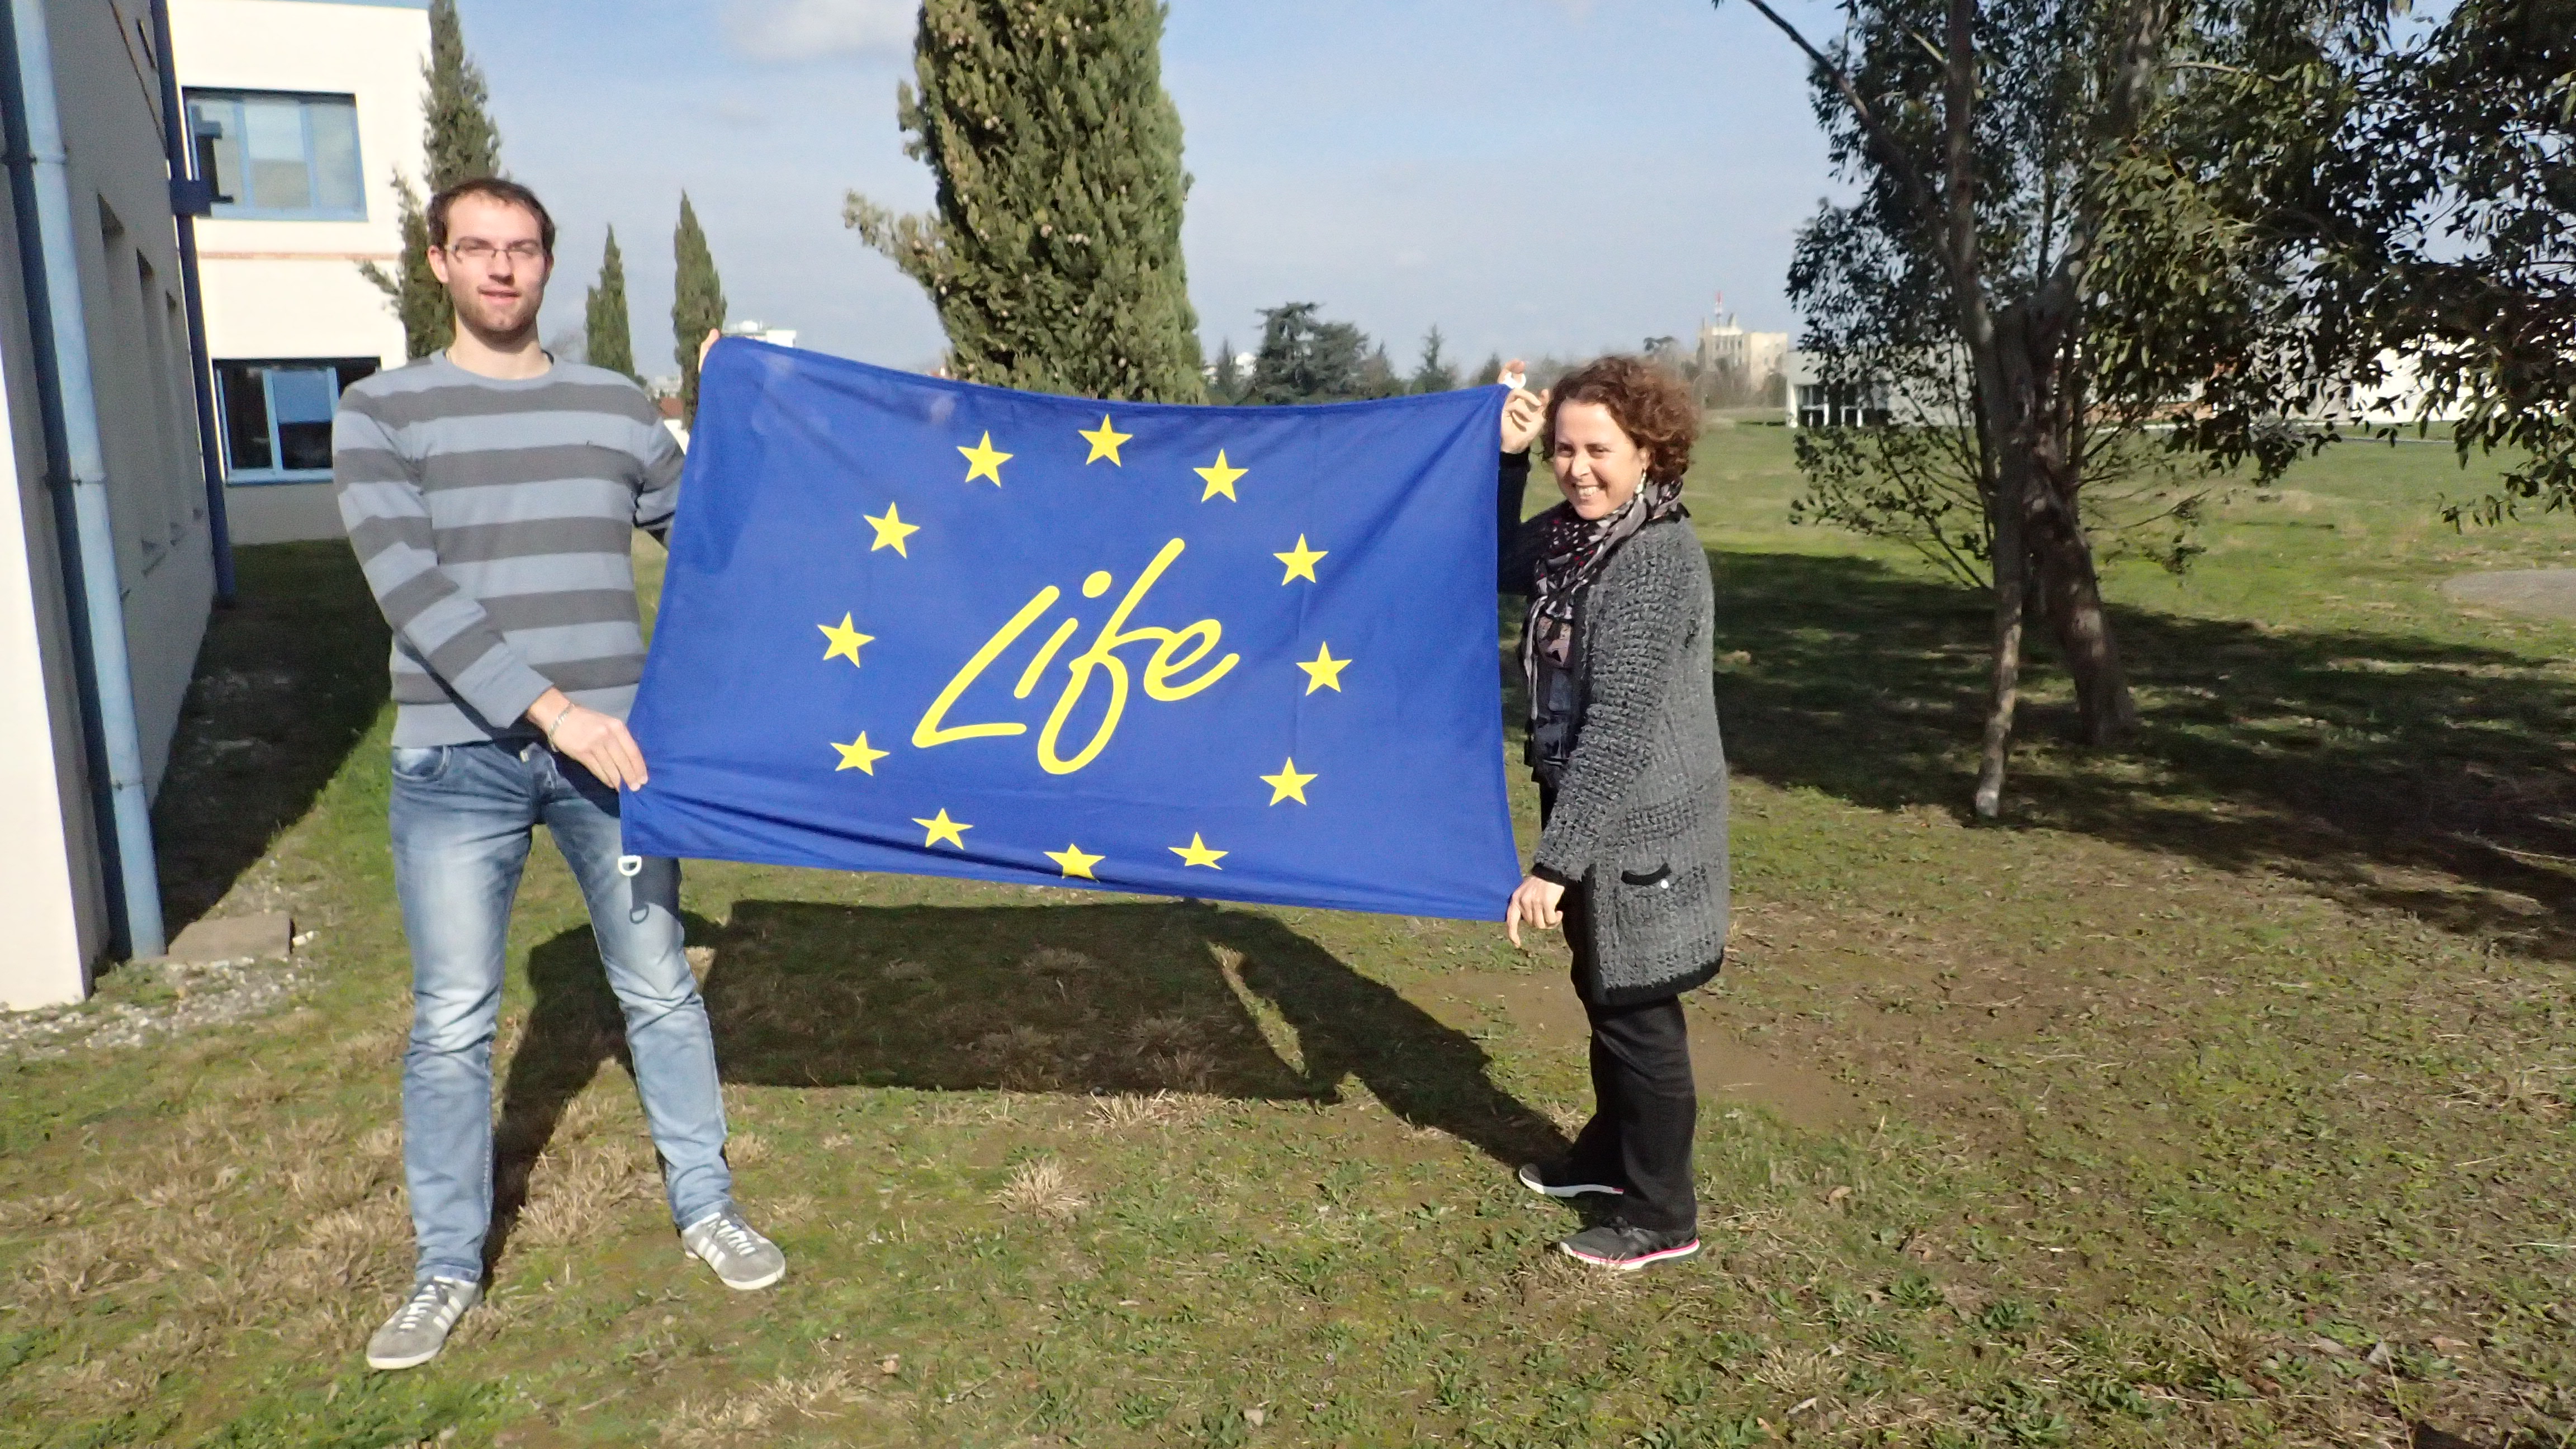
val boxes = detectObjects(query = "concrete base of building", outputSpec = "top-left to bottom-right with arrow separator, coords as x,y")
224,482 -> 343,544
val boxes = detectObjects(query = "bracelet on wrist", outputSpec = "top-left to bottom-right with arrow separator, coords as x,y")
541,701 -> 575,742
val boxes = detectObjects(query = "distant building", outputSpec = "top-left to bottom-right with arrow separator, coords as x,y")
1696,307 -> 1788,389
170,0 -> 429,544
723,318 -> 797,349
1785,351 -> 1889,428
3,0 -> 222,1002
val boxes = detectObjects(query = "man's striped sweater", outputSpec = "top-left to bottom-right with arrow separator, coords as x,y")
332,355 -> 683,747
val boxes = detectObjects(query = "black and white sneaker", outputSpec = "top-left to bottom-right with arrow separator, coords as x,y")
1557,1223 -> 1700,1271
1516,1159 -> 1628,1199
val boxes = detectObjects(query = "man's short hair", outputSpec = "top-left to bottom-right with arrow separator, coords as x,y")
427,177 -> 556,257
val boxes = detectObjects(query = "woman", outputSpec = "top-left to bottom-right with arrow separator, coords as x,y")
1494,356 -> 1728,1271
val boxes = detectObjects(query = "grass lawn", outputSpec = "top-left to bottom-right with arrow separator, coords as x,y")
3,425 -> 2573,1448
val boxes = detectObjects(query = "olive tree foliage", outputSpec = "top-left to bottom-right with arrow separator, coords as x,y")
1788,208 -> 2207,594
2371,0 -> 2574,523
846,0 -> 1204,402
2083,0 -> 2570,524
1733,0 -> 2380,815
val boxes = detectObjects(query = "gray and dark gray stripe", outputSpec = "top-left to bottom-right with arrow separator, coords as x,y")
332,355 -> 683,747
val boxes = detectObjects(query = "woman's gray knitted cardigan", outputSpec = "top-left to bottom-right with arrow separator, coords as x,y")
1500,454 -> 1730,1006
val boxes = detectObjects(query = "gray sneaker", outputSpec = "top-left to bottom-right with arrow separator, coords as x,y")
365,1276 -> 480,1370
680,1208 -> 785,1290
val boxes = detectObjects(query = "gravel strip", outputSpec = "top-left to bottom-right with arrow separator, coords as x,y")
0,951 -> 308,1059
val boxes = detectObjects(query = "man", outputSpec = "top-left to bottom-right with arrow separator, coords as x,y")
334,177 -> 781,1372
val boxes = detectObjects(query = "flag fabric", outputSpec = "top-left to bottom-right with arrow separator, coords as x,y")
621,340 -> 1522,920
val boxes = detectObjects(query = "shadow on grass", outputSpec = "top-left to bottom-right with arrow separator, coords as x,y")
1711,548 -> 2576,955
485,899 -> 1564,1265
151,542 -> 387,939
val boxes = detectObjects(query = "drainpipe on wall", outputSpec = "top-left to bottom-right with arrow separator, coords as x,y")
0,0 -> 169,962
149,0 -> 233,606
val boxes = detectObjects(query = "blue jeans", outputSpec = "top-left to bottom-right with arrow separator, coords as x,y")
390,740 -> 732,1285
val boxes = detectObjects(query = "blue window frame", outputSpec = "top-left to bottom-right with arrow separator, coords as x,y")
184,90 -> 366,221
215,358 -> 378,483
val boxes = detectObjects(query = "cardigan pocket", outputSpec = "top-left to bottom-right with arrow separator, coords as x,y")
1599,853 -> 1717,974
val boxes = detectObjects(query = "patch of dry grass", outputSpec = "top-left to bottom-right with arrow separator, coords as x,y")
1086,1091 -> 1178,1131
992,1159 -> 1085,1221
659,1367 -> 869,1446
515,1139 -> 656,1247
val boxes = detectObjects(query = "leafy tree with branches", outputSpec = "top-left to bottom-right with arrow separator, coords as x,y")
846,0 -> 1202,401
361,0 -> 501,359
1243,303 -> 1375,404
1734,0 -> 2380,815
2365,0 -> 2574,522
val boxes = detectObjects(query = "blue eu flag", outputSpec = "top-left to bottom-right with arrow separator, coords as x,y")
622,340 -> 1522,920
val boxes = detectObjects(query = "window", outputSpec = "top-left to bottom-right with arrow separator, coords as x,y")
215,359 -> 378,482
184,91 -> 364,221
1795,382 -> 1892,429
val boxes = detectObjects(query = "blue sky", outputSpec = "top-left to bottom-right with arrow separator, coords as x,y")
469,1 -> 1841,377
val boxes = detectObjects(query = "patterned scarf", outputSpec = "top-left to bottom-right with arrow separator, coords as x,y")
1522,475 -> 1689,696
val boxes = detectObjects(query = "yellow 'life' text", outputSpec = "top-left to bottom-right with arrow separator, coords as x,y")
913,538 -> 1240,774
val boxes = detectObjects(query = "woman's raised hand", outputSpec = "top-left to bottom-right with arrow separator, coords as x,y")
1499,360 -> 1550,453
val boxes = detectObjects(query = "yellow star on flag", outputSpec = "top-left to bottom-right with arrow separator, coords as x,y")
831,732 -> 889,774
864,502 -> 919,556
1260,757 -> 1317,805
913,809 -> 970,850
1195,449 -> 1247,501
1169,833 -> 1227,869
1273,534 -> 1327,584
818,613 -> 874,667
958,431 -> 1011,485
1078,414 -> 1132,466
1044,842 -> 1104,880
1298,642 -> 1351,694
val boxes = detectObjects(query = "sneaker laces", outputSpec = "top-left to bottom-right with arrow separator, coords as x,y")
391,1281 -> 456,1330
701,1211 -> 760,1256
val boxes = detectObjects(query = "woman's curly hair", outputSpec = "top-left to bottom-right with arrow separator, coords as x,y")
1542,356 -> 1699,484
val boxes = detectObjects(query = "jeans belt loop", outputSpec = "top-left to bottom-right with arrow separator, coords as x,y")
619,854 -> 648,923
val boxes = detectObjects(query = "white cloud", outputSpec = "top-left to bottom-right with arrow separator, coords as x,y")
723,0 -> 913,61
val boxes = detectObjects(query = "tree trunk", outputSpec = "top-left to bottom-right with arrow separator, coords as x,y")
2026,493 -> 2137,744
1974,463 -> 2028,820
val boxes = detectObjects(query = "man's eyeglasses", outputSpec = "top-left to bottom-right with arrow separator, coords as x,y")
441,239 -> 546,263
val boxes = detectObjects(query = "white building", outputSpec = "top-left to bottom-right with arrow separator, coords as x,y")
3,0 -> 221,1004
169,0 -> 428,544
724,319 -> 797,349
1697,307 -> 1788,389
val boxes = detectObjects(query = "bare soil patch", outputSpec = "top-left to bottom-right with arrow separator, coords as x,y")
1404,967 -> 1868,1131
2442,568 -> 2576,620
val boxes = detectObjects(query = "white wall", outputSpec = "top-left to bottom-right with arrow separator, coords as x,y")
69,0 -> 218,799
173,0 -> 428,542
0,0 -> 216,1005
0,176 -> 106,1008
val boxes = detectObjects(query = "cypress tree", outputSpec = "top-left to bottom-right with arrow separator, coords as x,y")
672,194 -> 727,425
1410,326 -> 1459,394
586,226 -> 638,382
421,0 -> 500,188
844,0 -> 1202,402
1208,337 -> 1241,402
361,0 -> 503,358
